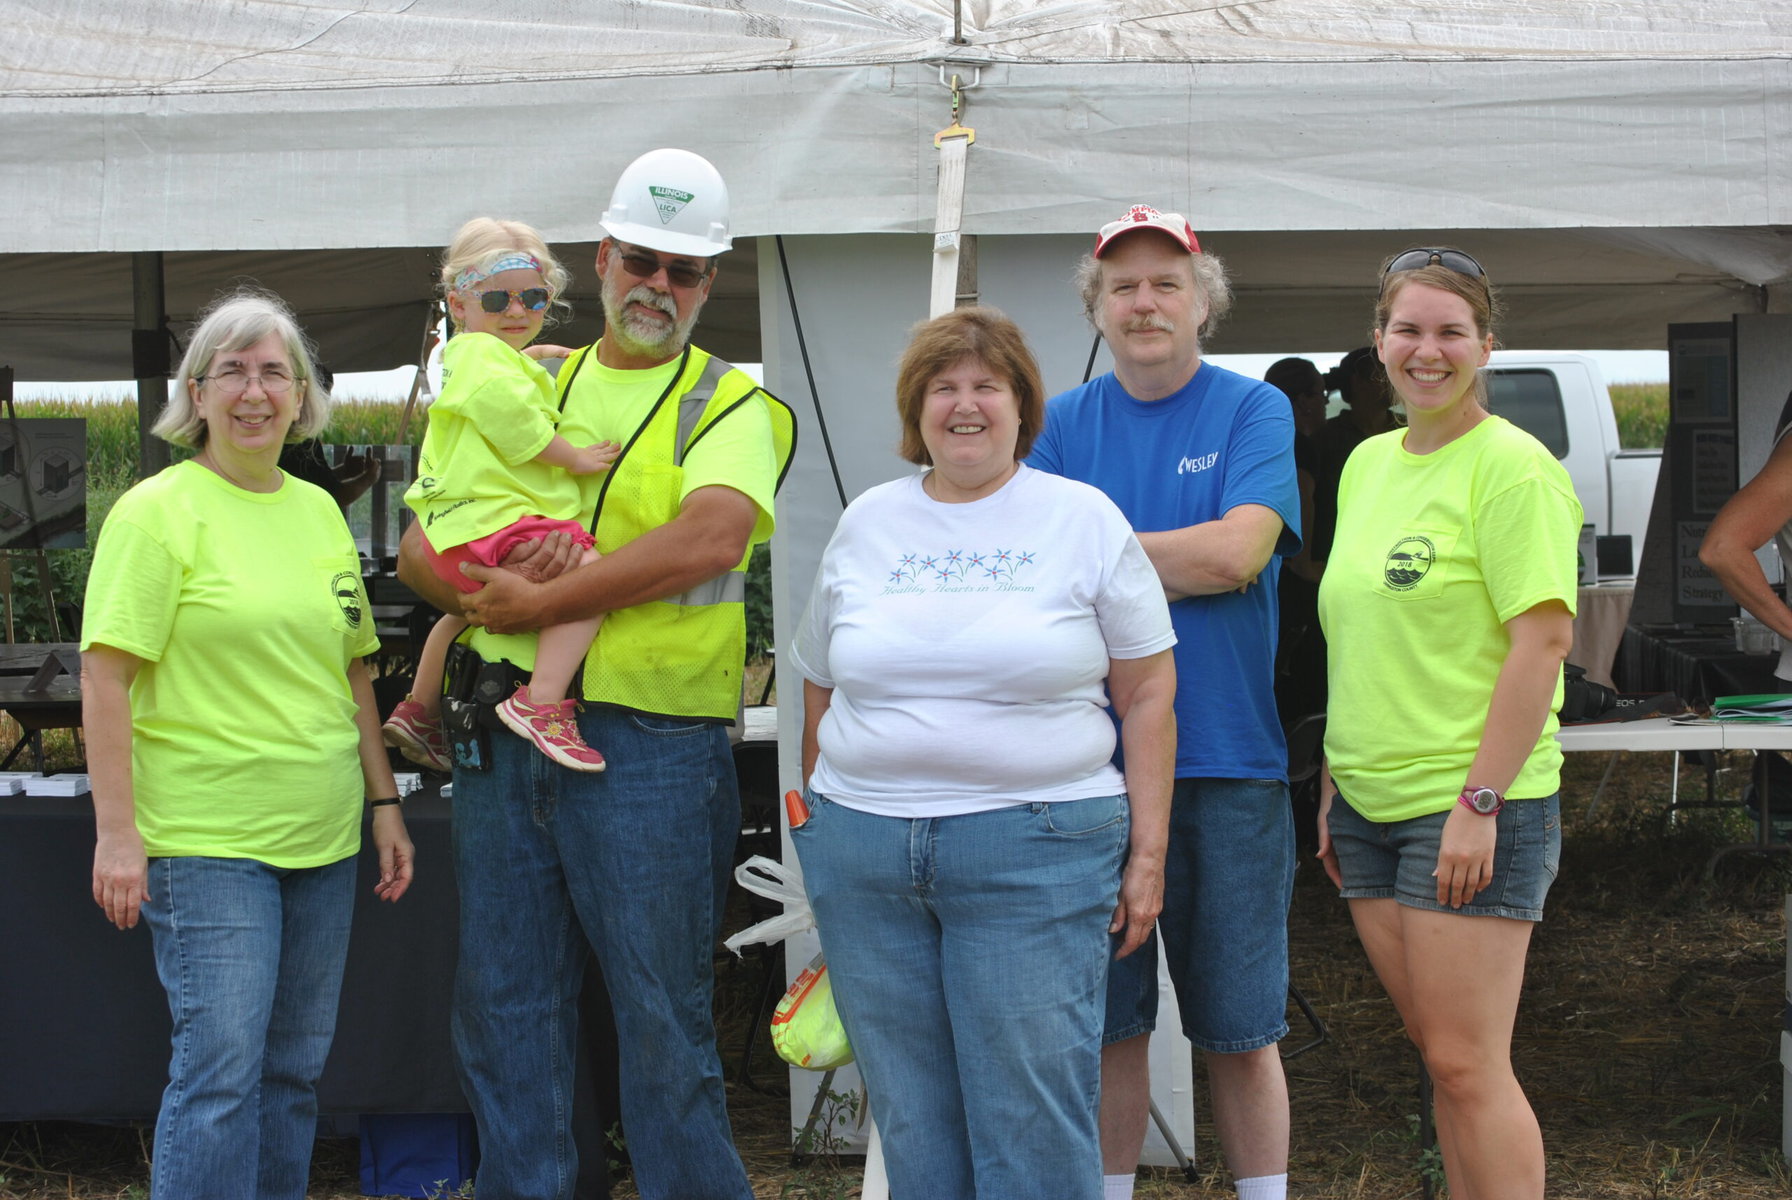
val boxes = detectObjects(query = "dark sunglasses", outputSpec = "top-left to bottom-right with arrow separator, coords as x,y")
469,287 -> 551,313
1381,248 -> 1487,288
616,248 -> 710,290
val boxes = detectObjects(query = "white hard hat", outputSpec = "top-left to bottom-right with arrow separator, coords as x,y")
600,148 -> 732,258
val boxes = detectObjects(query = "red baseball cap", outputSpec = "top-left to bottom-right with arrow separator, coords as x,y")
1093,205 -> 1201,258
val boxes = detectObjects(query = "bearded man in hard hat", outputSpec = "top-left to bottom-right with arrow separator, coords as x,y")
400,148 -> 793,1200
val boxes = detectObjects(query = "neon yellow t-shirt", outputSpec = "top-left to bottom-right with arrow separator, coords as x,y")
467,346 -> 779,684
1318,416 -> 1582,822
81,462 -> 378,865
405,332 -> 583,551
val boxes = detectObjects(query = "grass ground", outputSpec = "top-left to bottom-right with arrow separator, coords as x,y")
1,743 -> 1787,1199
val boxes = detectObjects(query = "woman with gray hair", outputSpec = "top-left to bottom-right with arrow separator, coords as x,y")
81,287 -> 413,1200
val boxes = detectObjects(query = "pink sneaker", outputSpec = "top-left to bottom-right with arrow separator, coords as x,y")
382,698 -> 453,774
495,686 -> 607,772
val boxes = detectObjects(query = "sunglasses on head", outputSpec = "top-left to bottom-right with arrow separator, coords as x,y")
616,247 -> 711,290
467,287 -> 551,314
1381,248 -> 1487,289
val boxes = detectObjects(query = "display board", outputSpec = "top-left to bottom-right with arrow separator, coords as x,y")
1643,325 -> 1736,625
0,418 -> 85,550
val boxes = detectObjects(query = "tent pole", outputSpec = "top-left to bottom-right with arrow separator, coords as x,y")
132,251 -> 170,479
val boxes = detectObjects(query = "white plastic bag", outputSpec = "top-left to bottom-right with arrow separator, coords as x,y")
723,854 -> 814,956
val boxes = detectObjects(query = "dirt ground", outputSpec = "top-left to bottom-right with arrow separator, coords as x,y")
3,749 -> 1789,1199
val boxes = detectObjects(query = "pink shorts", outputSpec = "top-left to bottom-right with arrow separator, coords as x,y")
422,515 -> 595,594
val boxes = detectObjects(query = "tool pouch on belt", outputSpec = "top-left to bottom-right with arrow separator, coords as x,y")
441,641 -> 532,774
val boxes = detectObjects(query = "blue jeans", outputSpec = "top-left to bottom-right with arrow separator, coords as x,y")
792,791 -> 1127,1200
1104,777 -> 1295,1052
451,707 -> 751,1200
142,853 -> 357,1200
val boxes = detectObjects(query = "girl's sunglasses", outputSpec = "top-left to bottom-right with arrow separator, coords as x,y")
467,287 -> 551,313
1381,248 -> 1486,289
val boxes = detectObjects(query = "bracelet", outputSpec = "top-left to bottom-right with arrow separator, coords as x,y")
368,797 -> 403,808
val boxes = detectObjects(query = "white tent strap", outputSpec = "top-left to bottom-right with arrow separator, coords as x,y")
930,134 -> 971,319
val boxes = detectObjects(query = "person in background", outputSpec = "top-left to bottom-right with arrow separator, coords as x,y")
1312,345 -> 1399,564
278,366 -> 383,509
1700,387 -> 1792,684
1318,247 -> 1578,1200
83,287 -> 414,1200
793,306 -> 1176,1200
1266,356 -> 1327,443
1029,204 -> 1301,1200
1264,356 -> 1327,726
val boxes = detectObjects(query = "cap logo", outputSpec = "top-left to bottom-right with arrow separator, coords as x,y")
649,185 -> 695,225
1094,205 -> 1200,257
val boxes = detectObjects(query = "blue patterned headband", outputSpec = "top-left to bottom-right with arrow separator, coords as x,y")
454,252 -> 544,292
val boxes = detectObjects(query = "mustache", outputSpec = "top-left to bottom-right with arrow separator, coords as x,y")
624,285 -> 677,320
1124,314 -> 1175,334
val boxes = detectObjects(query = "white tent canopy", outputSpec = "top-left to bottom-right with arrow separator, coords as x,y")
2,0 -> 1789,377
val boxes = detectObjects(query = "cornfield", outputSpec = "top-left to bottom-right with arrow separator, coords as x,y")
4,383 -> 1670,646
1610,381 -> 1668,450
3,396 -> 421,643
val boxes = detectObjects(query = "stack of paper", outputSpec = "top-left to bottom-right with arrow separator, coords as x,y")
1711,694 -> 1792,723
23,773 -> 90,796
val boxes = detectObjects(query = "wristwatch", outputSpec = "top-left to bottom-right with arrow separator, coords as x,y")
1457,785 -> 1504,816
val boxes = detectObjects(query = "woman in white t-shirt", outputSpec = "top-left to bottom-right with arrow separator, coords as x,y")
791,307 -> 1177,1200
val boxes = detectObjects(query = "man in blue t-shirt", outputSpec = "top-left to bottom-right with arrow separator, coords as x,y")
1028,205 -> 1301,1200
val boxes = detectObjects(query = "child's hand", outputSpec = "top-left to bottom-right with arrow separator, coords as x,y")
524,343 -> 576,361
570,440 -> 622,474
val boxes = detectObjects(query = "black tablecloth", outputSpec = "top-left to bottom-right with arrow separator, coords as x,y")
1614,625 -> 1784,705
0,789 -> 465,1120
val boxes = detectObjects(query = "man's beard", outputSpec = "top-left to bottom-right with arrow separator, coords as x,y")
602,278 -> 701,359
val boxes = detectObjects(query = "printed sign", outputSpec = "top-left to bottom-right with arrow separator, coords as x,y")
0,419 -> 86,549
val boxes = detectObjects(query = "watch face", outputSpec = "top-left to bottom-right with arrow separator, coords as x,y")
1467,787 -> 1501,814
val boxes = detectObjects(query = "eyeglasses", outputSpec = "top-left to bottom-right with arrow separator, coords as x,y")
616,248 -> 711,290
1381,248 -> 1487,288
466,287 -> 551,313
198,368 -> 299,395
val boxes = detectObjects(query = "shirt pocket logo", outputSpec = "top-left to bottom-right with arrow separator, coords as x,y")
316,556 -> 367,632
1383,535 -> 1436,591
1377,527 -> 1459,601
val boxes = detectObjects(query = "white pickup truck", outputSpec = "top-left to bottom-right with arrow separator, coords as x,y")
1483,351 -> 1660,570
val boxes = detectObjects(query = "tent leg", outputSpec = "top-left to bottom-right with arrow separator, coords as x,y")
1149,1096 -> 1199,1184
133,251 -> 170,479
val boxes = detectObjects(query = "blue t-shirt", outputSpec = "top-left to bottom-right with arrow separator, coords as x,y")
1028,362 -> 1300,780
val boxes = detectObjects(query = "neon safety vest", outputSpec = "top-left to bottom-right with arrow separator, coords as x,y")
556,342 -> 796,720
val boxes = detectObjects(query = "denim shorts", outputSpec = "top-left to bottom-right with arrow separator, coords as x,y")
1103,777 -> 1295,1054
1325,792 -> 1562,921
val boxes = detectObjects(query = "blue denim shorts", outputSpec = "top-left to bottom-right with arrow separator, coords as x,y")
1325,792 -> 1562,921
1103,777 -> 1295,1054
